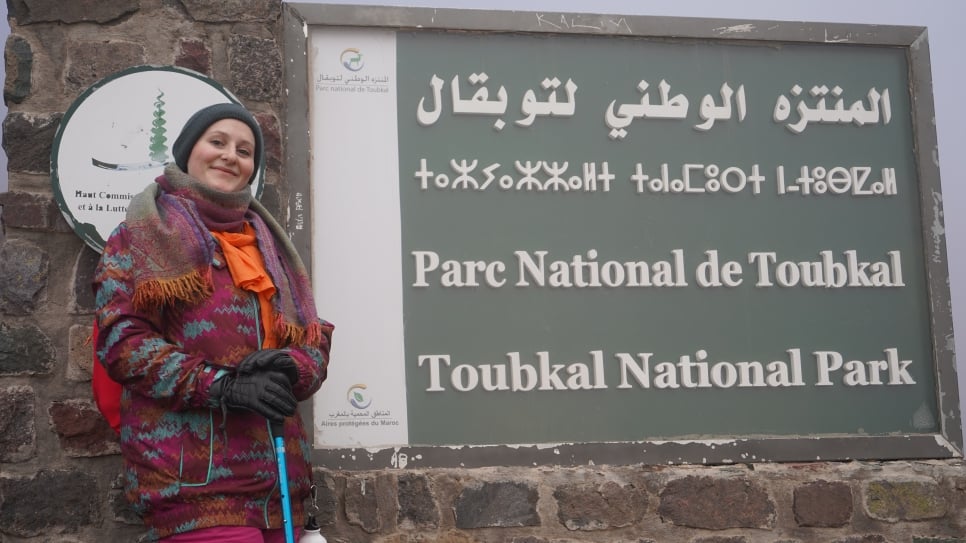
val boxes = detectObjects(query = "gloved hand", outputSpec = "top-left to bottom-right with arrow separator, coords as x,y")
209,370 -> 297,422
237,349 -> 299,385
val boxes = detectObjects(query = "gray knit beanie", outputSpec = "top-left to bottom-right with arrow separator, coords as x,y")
172,102 -> 264,184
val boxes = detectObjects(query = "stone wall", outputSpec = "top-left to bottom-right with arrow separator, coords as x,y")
0,1 -> 964,542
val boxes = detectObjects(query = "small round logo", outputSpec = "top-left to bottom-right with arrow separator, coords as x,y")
347,383 -> 372,409
49,65 -> 263,253
340,48 -> 364,71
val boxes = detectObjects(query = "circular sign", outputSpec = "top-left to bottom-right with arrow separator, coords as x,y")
51,65 -> 265,253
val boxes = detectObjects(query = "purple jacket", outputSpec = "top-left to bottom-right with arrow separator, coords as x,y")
94,221 -> 331,540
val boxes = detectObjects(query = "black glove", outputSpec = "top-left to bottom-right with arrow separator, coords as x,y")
209,370 -> 297,422
237,349 -> 299,385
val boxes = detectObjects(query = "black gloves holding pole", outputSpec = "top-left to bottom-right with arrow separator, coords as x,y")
236,349 -> 299,384
208,349 -> 300,423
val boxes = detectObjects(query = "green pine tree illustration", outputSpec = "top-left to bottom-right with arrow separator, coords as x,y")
148,90 -> 168,163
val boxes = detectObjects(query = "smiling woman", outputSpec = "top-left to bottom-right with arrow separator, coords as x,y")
173,103 -> 264,191
184,119 -> 257,192
92,99 -> 334,542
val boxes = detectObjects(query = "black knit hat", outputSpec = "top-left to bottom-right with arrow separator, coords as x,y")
172,102 -> 264,184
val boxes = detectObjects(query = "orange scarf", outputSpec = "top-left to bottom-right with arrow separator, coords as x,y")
212,223 -> 279,348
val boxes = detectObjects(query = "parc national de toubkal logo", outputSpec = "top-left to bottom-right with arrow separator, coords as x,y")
92,91 -> 171,171
341,48 -> 364,71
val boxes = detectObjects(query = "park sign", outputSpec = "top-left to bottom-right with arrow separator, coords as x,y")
51,65 -> 265,253
285,4 -> 962,469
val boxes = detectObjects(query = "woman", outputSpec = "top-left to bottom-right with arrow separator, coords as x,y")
93,102 -> 333,542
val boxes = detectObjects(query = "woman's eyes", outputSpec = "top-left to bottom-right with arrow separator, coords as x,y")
208,138 -> 252,157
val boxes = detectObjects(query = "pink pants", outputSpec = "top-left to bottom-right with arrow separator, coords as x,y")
160,526 -> 295,542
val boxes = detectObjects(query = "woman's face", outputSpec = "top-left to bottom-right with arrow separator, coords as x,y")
186,119 -> 256,192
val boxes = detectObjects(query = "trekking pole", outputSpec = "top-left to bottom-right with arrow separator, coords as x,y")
270,420 -> 296,543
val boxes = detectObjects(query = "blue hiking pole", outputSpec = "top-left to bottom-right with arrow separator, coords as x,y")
270,420 -> 296,543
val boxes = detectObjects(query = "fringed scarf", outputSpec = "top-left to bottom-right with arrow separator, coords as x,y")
124,164 -> 325,348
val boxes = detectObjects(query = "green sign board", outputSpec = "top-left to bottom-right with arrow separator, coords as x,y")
398,31 -> 926,445
285,4 -> 961,467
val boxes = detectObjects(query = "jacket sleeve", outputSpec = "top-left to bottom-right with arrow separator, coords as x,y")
284,319 -> 333,401
93,223 -> 220,411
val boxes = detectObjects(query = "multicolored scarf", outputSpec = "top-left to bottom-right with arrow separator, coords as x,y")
124,164 -> 325,348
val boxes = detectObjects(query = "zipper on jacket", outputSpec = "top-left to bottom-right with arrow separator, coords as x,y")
252,293 -> 263,348
253,291 -> 279,529
262,417 -> 281,528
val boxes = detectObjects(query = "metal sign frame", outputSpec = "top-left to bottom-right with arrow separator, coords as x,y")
282,2 -> 962,469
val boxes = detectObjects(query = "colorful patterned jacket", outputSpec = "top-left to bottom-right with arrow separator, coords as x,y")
93,221 -> 331,541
